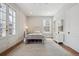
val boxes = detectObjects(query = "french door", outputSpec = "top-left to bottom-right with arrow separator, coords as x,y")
0,3 -> 16,38
0,3 -> 16,52
43,18 -> 51,37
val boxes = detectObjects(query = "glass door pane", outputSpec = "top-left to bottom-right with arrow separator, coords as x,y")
8,7 -> 16,35
43,19 -> 51,33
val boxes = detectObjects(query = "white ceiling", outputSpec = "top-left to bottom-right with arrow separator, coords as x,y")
15,3 -> 66,16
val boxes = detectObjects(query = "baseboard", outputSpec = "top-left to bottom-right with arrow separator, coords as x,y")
58,43 -> 79,56
54,40 -> 79,56
0,40 -> 23,56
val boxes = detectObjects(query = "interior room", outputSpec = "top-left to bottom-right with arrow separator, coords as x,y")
0,3 -> 79,56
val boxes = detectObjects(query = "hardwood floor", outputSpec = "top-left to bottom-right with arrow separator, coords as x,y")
0,38 -> 79,56
6,38 -> 71,56
0,40 -> 23,56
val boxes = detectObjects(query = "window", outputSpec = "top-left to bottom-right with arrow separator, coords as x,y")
0,3 -> 16,37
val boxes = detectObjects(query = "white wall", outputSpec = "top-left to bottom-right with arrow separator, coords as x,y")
0,3 -> 27,53
27,16 -> 43,33
64,4 -> 79,52
54,3 -> 79,52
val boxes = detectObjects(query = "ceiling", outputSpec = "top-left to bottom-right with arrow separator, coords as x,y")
15,3 -> 66,16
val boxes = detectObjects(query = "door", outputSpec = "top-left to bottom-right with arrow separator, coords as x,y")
43,18 -> 51,37
0,3 -> 16,53
0,3 -> 8,53
6,4 -> 16,47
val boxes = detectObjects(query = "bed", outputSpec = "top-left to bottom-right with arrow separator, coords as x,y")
24,31 -> 45,44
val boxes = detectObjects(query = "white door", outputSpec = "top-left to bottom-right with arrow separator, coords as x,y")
43,18 -> 51,37
0,3 -> 9,53
0,3 -> 16,53
6,4 -> 16,47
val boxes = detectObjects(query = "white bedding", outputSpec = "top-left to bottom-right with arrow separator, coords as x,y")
28,32 -> 42,35
26,32 -> 45,40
